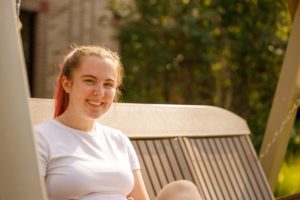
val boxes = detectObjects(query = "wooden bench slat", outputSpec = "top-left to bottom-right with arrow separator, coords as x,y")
202,139 -> 231,199
240,137 -> 274,199
162,140 -> 183,180
238,137 -> 266,198
178,138 -> 198,183
219,138 -> 250,200
137,140 -> 162,195
132,141 -> 156,200
235,137 -> 266,199
195,139 -> 224,200
170,138 -> 194,181
146,140 -> 168,186
209,138 -> 237,199
153,140 -> 175,183
215,138 -> 241,199
228,138 -> 257,199
227,138 -> 256,200
183,138 -> 212,200
195,138 -> 221,200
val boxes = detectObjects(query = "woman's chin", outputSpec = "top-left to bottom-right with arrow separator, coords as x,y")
86,111 -> 104,120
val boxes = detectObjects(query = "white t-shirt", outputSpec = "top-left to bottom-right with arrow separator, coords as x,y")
34,119 -> 140,200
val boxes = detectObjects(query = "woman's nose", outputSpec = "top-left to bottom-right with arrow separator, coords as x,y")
93,86 -> 104,96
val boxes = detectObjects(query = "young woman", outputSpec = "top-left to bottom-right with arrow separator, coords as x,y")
34,46 -> 202,200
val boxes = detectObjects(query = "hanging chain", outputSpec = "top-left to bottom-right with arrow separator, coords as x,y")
16,0 -> 21,17
259,98 -> 300,160
15,0 -> 22,30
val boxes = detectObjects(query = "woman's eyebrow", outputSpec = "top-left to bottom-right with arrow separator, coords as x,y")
81,74 -> 116,82
106,78 -> 116,82
81,74 -> 96,79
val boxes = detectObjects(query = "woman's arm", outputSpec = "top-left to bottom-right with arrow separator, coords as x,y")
127,169 -> 150,200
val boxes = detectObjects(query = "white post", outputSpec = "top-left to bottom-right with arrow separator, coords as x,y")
0,0 -> 47,199
259,1 -> 300,191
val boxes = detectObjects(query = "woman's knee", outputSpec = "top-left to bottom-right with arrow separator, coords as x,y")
156,180 -> 202,200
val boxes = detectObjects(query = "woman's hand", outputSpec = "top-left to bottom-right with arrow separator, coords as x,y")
127,170 -> 150,200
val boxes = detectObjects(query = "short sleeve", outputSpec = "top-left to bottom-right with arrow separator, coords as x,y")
122,134 -> 140,170
34,129 -> 49,177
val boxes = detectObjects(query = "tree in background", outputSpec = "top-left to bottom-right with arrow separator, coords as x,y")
108,0 -> 291,151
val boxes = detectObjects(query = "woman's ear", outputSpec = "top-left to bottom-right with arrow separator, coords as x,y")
61,76 -> 72,93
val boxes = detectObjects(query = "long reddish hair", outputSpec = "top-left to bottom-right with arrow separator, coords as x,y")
54,46 -> 124,117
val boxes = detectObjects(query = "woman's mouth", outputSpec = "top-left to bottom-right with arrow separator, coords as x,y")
87,99 -> 103,106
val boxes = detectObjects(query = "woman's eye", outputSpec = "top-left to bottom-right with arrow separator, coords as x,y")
104,82 -> 114,87
84,79 -> 95,84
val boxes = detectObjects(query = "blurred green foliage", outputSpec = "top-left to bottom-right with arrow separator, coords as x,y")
107,0 -> 300,196
107,0 -> 291,151
275,153 -> 300,197
275,120 -> 300,197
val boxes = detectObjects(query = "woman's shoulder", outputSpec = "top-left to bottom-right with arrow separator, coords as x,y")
34,119 -> 67,139
34,119 -> 55,132
33,120 -> 59,144
95,122 -> 128,140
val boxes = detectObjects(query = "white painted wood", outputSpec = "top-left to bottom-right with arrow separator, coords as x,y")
260,1 -> 300,191
0,1 -> 47,199
29,98 -> 251,138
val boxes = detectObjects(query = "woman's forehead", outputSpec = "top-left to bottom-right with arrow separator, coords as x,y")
74,56 -> 117,77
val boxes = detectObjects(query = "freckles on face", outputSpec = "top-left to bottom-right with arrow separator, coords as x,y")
67,56 -> 118,119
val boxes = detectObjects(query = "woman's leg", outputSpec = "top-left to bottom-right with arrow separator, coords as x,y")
156,180 -> 203,200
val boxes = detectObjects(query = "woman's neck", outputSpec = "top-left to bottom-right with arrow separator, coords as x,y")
56,110 -> 95,132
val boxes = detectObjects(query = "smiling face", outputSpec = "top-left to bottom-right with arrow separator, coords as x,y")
62,55 -> 117,121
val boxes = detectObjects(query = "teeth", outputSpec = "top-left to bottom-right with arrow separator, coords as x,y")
88,100 -> 102,106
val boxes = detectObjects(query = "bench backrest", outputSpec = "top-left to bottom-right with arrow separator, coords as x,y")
29,98 -> 274,200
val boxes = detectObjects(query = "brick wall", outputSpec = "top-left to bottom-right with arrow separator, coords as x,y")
21,0 -> 119,98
